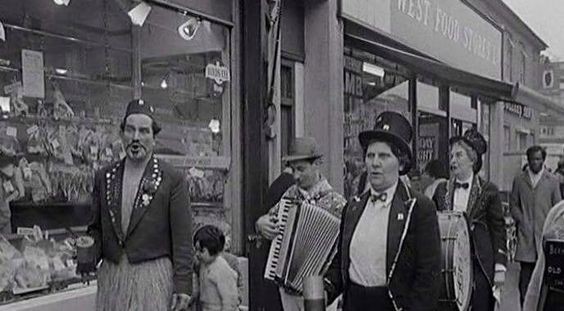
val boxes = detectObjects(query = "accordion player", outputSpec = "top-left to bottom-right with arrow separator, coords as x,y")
264,198 -> 341,294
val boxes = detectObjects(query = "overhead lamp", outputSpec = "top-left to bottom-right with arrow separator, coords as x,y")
128,1 -> 152,26
53,0 -> 71,5
160,78 -> 168,89
362,62 -> 385,78
55,68 -> 68,75
178,17 -> 201,41
208,119 -> 220,134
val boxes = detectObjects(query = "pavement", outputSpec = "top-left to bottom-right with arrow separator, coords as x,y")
499,262 -> 522,311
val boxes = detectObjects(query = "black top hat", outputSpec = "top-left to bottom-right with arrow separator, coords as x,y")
358,111 -> 413,175
449,128 -> 487,155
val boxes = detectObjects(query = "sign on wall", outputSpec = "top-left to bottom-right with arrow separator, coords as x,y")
342,0 -> 502,80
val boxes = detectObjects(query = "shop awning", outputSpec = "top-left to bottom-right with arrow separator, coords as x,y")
512,83 -> 564,115
345,34 -> 515,102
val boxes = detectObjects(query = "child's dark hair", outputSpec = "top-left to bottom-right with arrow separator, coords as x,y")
193,225 -> 225,256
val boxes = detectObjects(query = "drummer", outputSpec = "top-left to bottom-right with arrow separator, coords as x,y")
433,128 -> 507,311
324,111 -> 441,311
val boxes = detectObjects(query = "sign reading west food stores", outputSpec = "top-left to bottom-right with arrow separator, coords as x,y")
342,0 -> 502,80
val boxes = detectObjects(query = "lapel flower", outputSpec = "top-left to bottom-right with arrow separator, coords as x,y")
142,180 -> 158,195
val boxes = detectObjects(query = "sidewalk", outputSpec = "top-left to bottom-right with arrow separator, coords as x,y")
499,262 -> 521,311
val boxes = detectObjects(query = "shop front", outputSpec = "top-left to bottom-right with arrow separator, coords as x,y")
0,0 -> 239,308
340,0 -> 510,196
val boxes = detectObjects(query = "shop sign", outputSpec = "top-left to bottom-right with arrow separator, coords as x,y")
342,0 -> 502,79
504,102 -> 532,120
205,61 -> 230,85
417,122 -> 439,170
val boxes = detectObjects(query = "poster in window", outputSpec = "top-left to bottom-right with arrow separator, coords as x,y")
21,49 -> 45,99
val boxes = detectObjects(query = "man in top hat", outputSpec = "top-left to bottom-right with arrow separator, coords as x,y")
324,111 -> 441,311
433,128 -> 506,311
84,99 -> 193,311
255,136 -> 346,311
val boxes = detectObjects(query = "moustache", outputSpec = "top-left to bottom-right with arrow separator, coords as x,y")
127,141 -> 145,149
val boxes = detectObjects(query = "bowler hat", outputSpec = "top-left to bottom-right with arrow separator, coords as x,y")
358,111 -> 413,175
282,137 -> 323,163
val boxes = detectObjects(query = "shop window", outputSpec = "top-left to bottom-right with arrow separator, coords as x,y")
343,47 -> 410,198
0,0 -> 233,302
518,132 -> 528,151
280,62 -> 295,157
504,125 -> 511,152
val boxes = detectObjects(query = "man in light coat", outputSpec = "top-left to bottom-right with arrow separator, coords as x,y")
510,145 -> 562,306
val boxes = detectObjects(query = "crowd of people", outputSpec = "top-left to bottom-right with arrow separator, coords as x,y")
67,99 -> 564,311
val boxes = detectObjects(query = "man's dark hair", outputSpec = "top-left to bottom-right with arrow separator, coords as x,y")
120,118 -> 161,136
193,225 -> 225,256
424,159 -> 448,179
526,145 -> 546,161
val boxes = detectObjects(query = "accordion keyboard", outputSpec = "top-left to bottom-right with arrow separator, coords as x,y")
264,199 -> 294,281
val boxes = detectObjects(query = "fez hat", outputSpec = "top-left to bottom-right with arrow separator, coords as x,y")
122,99 -> 161,134
358,111 -> 413,175
282,136 -> 323,163
449,128 -> 487,173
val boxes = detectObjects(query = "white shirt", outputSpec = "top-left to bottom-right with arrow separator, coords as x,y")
453,174 -> 474,213
349,182 -> 398,286
527,167 -> 544,189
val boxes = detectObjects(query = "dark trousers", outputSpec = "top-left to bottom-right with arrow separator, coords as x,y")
471,263 -> 494,311
343,282 -> 394,311
519,261 -> 535,306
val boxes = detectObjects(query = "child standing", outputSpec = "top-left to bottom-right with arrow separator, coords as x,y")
190,225 -> 239,311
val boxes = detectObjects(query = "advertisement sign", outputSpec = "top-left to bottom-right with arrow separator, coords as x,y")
342,0 -> 502,79
418,122 -> 440,171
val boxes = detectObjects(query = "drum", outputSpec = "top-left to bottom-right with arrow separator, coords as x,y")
437,211 -> 473,311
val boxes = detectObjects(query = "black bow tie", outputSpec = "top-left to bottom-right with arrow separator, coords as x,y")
454,182 -> 469,190
370,192 -> 387,203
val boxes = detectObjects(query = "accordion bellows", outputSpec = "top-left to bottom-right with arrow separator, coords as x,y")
264,199 -> 341,294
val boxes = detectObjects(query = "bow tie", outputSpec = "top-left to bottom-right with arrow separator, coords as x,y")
370,192 -> 387,203
454,182 -> 469,190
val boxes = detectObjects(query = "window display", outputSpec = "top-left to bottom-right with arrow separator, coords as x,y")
0,0 -> 233,305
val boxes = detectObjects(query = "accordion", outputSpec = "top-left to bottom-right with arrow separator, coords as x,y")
264,198 -> 341,294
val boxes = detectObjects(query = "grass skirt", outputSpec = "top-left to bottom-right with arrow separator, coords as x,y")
96,255 -> 173,311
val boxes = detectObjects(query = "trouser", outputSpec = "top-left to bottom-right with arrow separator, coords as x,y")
519,261 -> 535,306
342,282 -> 394,311
471,262 -> 494,311
279,288 -> 338,311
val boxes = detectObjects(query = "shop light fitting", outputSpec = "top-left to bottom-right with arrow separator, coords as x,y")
367,81 -> 376,86
53,0 -> 71,6
160,78 -> 168,89
55,68 -> 68,75
128,1 -> 152,26
178,17 -> 201,41
208,119 -> 220,134
362,62 -> 385,78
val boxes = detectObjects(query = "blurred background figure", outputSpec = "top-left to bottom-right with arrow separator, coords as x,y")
420,160 -> 448,199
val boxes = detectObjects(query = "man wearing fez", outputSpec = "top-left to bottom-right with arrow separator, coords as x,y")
84,99 -> 193,311
433,128 -> 507,311
325,111 -> 441,311
256,136 -> 346,311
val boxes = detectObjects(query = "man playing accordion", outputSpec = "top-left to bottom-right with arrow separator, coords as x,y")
256,136 -> 346,311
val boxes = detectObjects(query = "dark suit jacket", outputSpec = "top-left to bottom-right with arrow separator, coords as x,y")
433,176 -> 506,285
325,181 -> 441,311
88,156 -> 193,294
